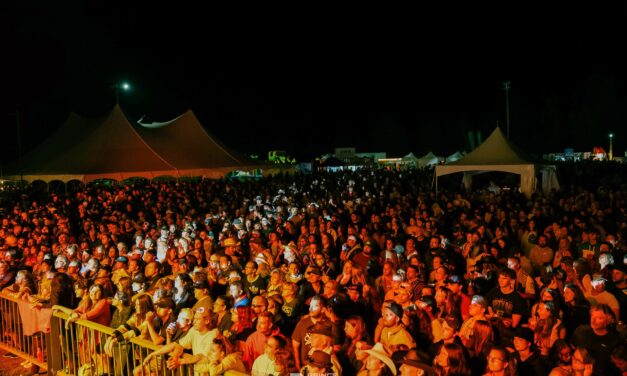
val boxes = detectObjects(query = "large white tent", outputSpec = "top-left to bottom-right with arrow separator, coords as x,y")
435,127 -> 559,197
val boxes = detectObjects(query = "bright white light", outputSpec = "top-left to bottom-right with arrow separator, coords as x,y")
609,133 -> 614,138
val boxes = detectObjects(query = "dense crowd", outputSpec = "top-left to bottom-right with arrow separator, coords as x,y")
0,166 -> 626,376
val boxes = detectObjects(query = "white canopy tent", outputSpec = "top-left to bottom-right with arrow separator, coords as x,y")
402,152 -> 419,167
417,151 -> 442,168
435,127 -> 559,197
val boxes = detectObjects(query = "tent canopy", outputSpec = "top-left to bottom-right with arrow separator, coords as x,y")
435,127 -> 558,197
417,151 -> 442,168
135,110 -> 261,177
5,105 -> 260,183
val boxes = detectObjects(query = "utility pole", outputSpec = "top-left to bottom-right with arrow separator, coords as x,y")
503,81 -> 511,137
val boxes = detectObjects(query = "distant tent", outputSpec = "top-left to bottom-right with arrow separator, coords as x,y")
135,110 -> 261,179
417,152 -> 442,168
5,105 -> 177,183
435,127 -> 559,197
402,152 -> 419,167
446,151 -> 464,163
5,105 -> 260,183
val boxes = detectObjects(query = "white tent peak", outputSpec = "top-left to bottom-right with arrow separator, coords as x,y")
435,126 -> 559,197
448,126 -> 539,166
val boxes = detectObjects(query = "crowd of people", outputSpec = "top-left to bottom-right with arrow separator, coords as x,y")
0,166 -> 626,376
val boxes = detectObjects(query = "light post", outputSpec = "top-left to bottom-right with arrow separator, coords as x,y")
609,133 -> 614,161
111,81 -> 131,105
503,81 -> 511,138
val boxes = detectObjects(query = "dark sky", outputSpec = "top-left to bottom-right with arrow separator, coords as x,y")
2,2 -> 627,164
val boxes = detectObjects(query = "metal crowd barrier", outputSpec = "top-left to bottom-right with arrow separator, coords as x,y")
1,292 -> 195,376
0,292 -> 49,373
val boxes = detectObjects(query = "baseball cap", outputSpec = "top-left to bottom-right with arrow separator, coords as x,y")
306,350 -> 332,369
470,295 -> 488,309
448,275 -> 463,285
193,280 -> 209,290
383,301 -> 404,319
155,297 -> 175,309
310,322 -> 334,338
513,327 -> 534,343
115,256 -> 128,264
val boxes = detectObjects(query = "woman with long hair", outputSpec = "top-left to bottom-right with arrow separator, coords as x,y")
571,347 -> 594,376
173,272 -> 196,311
228,305 -> 255,345
532,301 -> 566,357
435,286 -> 460,320
562,283 -> 591,337
434,342 -> 471,376
337,260 -> 356,287
548,340 -> 573,376
483,346 -> 516,376
341,315 -> 372,375
66,283 -> 111,326
274,348 -> 298,376
463,320 -> 493,376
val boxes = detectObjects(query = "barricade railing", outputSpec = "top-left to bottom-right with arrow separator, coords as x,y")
0,292 -> 49,373
0,292 -> 195,376
50,310 -> 195,376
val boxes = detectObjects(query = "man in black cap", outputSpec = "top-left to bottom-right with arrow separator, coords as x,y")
376,300 -> 416,355
192,279 -> 214,313
512,326 -> 547,376
301,350 -> 334,375
400,358 -> 434,376
149,297 -> 177,345
300,265 -> 324,305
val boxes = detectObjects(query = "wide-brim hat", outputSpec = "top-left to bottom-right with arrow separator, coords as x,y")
364,343 -> 397,375
222,237 -> 241,247
306,350 -> 332,369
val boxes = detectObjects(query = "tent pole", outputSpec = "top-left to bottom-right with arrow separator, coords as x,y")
434,172 -> 438,196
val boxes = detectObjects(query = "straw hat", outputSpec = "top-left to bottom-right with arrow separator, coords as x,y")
364,343 -> 397,375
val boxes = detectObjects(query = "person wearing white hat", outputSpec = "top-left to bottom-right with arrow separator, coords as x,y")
357,342 -> 397,376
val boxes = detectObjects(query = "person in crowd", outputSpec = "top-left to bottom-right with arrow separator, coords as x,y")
486,268 -> 527,345
530,300 -> 565,357
251,335 -> 288,376
198,337 -> 246,375
464,319 -> 493,376
173,272 -> 197,312
571,347 -> 595,376
244,311 -> 285,370
142,306 -> 218,374
433,342 -> 471,376
484,346 -> 516,376
2,269 -> 36,299
459,295 -> 488,343
374,300 -> 416,356
191,278 -> 214,313
548,340 -> 573,376
66,283 -> 111,326
571,304 -> 622,375
166,307 -> 194,344
512,326 -> 548,376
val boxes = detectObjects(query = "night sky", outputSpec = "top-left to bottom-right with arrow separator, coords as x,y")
3,2 -> 627,165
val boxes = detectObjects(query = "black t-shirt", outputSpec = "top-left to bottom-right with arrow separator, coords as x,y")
486,287 -> 527,319
571,325 -> 622,375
